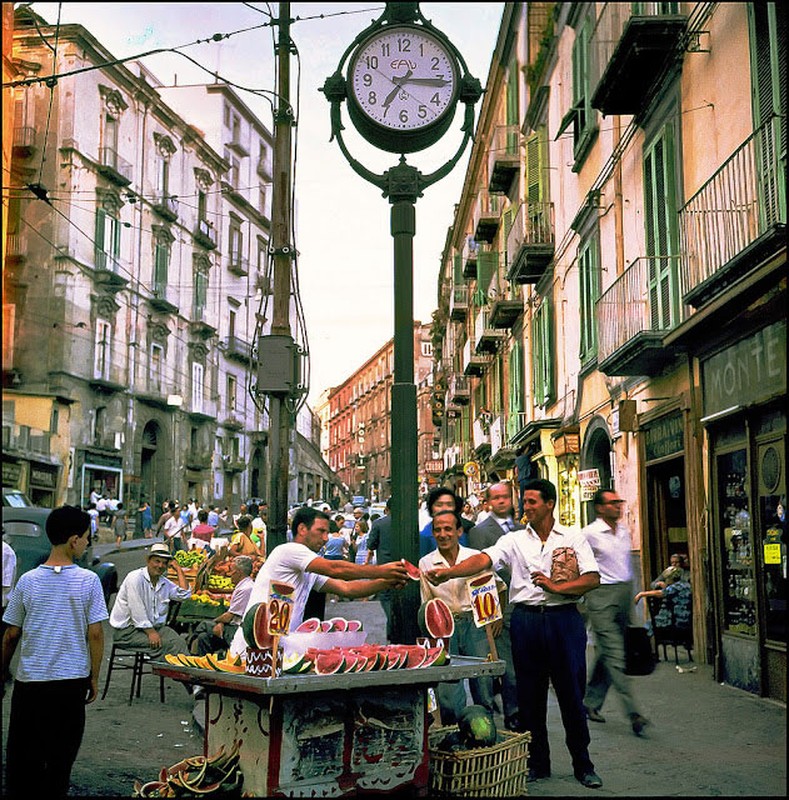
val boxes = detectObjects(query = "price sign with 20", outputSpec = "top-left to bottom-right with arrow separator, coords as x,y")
268,581 -> 295,636
466,573 -> 502,628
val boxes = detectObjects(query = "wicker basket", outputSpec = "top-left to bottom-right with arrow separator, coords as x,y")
428,727 -> 531,797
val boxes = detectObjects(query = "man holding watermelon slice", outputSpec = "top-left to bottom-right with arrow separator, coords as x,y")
229,508 -> 408,658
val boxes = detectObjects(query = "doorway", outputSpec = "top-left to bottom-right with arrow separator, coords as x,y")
646,456 -> 688,584
140,420 -> 168,512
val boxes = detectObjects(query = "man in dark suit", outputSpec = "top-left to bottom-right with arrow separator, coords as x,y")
468,481 -> 523,731
367,498 -> 394,640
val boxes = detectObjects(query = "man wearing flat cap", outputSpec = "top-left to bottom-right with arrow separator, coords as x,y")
109,542 -> 192,657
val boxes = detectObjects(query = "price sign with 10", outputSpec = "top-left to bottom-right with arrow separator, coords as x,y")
466,572 -> 502,628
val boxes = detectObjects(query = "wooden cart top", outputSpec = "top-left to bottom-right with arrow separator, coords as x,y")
153,655 -> 505,696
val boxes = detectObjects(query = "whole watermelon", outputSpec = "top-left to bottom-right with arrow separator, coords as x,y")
457,705 -> 497,748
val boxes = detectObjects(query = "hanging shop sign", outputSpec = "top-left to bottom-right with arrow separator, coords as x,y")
644,412 -> 684,462
578,468 -> 600,501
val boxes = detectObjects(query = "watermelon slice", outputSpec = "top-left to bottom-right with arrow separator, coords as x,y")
320,620 -> 333,632
282,652 -> 310,674
328,617 -> 348,632
345,619 -> 363,632
315,651 -> 345,675
421,646 -> 449,668
295,617 -> 322,634
401,559 -> 421,581
403,646 -> 428,669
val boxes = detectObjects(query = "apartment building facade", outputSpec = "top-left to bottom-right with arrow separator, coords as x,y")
327,322 -> 437,503
2,7 -> 328,514
432,2 -> 785,700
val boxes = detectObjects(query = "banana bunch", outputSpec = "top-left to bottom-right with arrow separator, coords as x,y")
133,740 -> 242,797
174,549 -> 207,568
207,574 -> 233,591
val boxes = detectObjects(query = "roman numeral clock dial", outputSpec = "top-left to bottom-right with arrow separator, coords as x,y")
347,25 -> 460,153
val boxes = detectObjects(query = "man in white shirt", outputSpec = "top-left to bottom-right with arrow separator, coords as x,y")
109,543 -> 192,657
2,538 -> 17,624
229,508 -> 408,657
419,509 -> 500,724
426,478 -> 603,789
583,489 -> 650,736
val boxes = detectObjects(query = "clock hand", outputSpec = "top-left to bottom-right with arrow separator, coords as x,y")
382,69 -> 413,109
398,77 -> 450,87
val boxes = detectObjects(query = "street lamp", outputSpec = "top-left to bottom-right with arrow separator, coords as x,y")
321,2 -> 482,642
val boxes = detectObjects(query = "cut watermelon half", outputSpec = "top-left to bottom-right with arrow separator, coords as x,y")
402,646 -> 428,669
346,619 -> 363,632
314,651 -> 345,675
295,617 -> 322,634
320,620 -> 333,632
328,617 -> 348,632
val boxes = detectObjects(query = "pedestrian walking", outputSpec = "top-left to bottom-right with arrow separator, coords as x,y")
113,502 -> 128,547
2,505 -> 107,799
583,489 -> 650,735
468,481 -> 522,731
138,499 -> 154,539
426,478 -> 603,789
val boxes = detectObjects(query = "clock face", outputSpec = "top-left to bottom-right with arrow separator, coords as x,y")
348,25 -> 459,143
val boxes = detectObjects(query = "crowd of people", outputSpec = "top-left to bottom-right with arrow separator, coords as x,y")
3,481 -> 697,796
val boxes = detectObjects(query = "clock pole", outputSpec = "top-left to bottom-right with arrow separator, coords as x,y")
321,2 -> 482,643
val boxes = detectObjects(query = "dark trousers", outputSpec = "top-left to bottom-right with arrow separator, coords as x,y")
6,678 -> 89,798
511,604 -> 594,778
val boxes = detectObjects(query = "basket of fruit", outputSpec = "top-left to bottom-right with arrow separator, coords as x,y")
177,590 -> 231,620
168,549 -> 208,588
195,549 -> 265,594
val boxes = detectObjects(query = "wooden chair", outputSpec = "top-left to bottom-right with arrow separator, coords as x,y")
646,596 -> 693,665
101,642 -> 165,705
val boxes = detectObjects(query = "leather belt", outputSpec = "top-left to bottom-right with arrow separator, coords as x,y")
516,603 -> 575,613
452,611 -> 474,620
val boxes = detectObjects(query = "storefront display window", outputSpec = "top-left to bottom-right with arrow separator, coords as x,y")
718,449 -> 756,635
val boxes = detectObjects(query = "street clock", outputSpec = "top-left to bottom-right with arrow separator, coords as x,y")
347,24 -> 460,153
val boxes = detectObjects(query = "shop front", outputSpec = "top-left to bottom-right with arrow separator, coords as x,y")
702,320 -> 786,701
2,456 -> 60,507
78,448 -> 124,508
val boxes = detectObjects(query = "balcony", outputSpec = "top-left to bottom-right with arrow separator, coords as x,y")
89,363 -> 127,394
189,304 -> 217,339
257,153 -> 273,180
224,335 -> 253,364
148,282 -> 179,314
220,413 -> 244,431
227,252 -> 249,277
185,447 -> 212,470
596,256 -> 685,376
93,251 -> 129,292
507,201 -> 555,284
590,3 -> 687,116
194,218 -> 217,250
490,414 -> 517,469
222,455 -> 246,473
462,236 -> 479,279
473,196 -> 500,244
449,284 -> 469,322
488,274 -> 522,328
443,441 -> 473,473
488,124 -> 521,195
6,233 -> 26,264
151,193 -> 179,222
472,412 -> 492,458
448,374 -> 470,406
97,147 -> 133,186
462,339 -> 488,377
13,126 -> 36,158
679,117 -> 786,310
187,397 -> 218,422
474,307 -> 506,355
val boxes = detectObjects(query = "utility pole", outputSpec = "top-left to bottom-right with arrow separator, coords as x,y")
265,1 -> 294,551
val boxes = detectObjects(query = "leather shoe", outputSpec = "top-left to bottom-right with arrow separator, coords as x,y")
527,768 -> 550,782
577,771 -> 603,789
585,706 -> 606,723
630,713 -> 650,735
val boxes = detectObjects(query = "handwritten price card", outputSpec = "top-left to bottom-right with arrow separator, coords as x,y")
268,581 -> 295,636
466,572 -> 502,628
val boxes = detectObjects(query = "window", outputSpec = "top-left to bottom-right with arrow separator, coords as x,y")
192,362 -> 205,413
156,155 -> 170,199
94,406 -> 106,445
421,341 -> 433,358
94,319 -> 112,380
225,152 -> 240,188
104,114 -> 118,154
229,221 -> 243,268
556,15 -> 597,169
579,233 -> 601,364
197,190 -> 207,223
227,374 -> 237,414
644,118 -> 681,331
149,343 -> 163,391
532,298 -> 554,407
228,309 -> 237,340
95,200 -> 121,271
508,338 -> 524,438
194,264 -> 208,316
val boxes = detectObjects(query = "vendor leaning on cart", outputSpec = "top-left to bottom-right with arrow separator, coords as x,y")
230,507 -> 409,657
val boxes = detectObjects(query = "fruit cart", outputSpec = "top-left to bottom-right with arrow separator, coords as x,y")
153,655 -> 505,797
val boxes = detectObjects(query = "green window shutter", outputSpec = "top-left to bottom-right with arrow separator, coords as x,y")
579,235 -> 600,363
508,339 -> 524,437
532,299 -> 554,407
644,123 -> 680,331
95,208 -> 105,266
526,133 -> 541,204
453,252 -> 465,285
194,270 -> 207,309
477,250 -> 498,298
154,242 -> 168,287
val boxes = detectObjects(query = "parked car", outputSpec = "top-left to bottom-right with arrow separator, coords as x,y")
2,488 -> 35,508
2,506 -> 119,606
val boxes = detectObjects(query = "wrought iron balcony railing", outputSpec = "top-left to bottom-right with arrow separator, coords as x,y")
679,116 -> 786,308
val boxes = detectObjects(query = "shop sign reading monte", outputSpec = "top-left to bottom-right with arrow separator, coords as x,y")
578,468 -> 601,501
